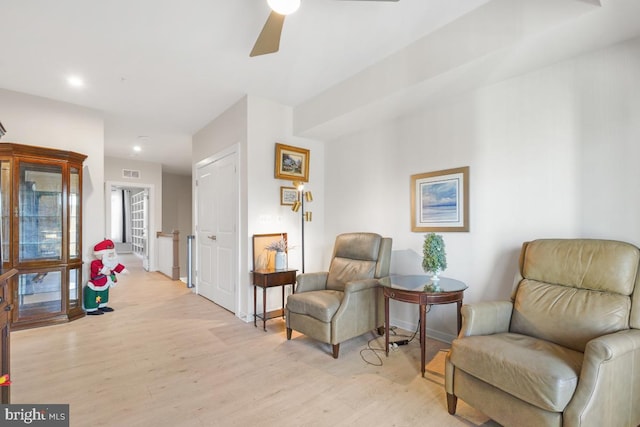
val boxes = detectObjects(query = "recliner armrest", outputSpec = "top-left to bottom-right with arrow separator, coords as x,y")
565,329 -> 640,426
460,301 -> 513,337
295,272 -> 329,293
585,328 -> 640,360
344,278 -> 381,293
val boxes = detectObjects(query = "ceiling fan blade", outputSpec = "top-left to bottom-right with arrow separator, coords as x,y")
250,11 -> 286,57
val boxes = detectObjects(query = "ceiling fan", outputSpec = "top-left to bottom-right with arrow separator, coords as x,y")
250,0 -> 400,57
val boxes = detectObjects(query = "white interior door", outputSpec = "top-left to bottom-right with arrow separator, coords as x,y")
196,151 -> 237,312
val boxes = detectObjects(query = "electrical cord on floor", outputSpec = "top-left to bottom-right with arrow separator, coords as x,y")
359,326 -> 404,366
403,304 -> 431,345
359,312 -> 427,367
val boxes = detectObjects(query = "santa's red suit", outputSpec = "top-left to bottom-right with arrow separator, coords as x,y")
84,239 -> 127,315
89,258 -> 126,288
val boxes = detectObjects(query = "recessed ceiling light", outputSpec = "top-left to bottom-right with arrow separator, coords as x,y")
267,0 -> 300,15
67,76 -> 85,88
133,146 -> 142,153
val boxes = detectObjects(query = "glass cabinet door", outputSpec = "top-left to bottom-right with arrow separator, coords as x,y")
68,166 -> 82,312
68,267 -> 80,310
69,167 -> 80,259
17,269 -> 63,318
69,167 -> 82,259
18,162 -> 63,262
0,160 -> 9,265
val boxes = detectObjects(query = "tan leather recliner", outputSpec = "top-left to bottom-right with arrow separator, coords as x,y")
445,239 -> 640,427
285,232 -> 392,358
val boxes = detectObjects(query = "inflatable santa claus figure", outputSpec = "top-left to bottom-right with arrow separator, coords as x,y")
84,239 -> 127,315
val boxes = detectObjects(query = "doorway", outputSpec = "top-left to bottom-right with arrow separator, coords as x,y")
105,181 -> 155,272
195,147 -> 238,313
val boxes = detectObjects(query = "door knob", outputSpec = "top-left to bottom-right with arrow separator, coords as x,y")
208,235 -> 217,241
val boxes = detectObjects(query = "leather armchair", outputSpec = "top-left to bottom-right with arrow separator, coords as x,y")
445,239 -> 640,427
285,232 -> 392,358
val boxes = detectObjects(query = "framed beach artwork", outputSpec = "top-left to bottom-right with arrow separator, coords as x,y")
274,143 -> 309,182
410,166 -> 469,232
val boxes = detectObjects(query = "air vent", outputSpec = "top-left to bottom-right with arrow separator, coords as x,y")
122,169 -> 141,179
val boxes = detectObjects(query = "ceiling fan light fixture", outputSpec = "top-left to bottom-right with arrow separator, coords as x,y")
267,0 -> 300,15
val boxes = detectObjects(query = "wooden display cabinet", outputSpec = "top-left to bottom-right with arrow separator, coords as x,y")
0,143 -> 86,330
0,268 -> 17,403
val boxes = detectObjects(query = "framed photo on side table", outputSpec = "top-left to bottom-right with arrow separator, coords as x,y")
410,166 -> 469,232
252,233 -> 288,271
275,143 -> 309,182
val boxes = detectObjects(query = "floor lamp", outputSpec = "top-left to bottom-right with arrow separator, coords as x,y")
291,181 -> 312,273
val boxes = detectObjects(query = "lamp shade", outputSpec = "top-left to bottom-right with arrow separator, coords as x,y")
267,0 -> 300,15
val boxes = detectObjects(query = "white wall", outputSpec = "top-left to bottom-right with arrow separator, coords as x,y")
193,96 -> 248,317
247,96 -> 326,272
323,36 -> 640,342
0,88 -> 104,282
104,156 -> 163,271
246,96 -> 325,317
192,95 -> 324,320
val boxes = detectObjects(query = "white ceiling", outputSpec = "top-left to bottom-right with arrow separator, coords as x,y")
0,0 -> 490,174
0,0 -> 638,175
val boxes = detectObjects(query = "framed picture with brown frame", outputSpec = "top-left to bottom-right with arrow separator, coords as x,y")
252,233 -> 288,271
274,143 -> 309,182
410,166 -> 469,232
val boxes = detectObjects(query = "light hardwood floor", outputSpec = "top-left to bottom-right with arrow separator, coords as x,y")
11,254 -> 497,426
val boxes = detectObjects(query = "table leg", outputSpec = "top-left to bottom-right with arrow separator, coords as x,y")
385,295 -> 390,357
457,300 -> 463,334
253,285 -> 257,328
420,303 -> 426,377
263,286 -> 267,332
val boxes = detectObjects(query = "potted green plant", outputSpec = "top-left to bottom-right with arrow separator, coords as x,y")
422,233 -> 447,287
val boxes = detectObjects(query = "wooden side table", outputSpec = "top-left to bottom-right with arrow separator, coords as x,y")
383,275 -> 467,377
251,269 -> 297,331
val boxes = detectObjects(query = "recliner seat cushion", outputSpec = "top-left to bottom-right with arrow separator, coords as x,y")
286,290 -> 343,323
450,333 -> 583,412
